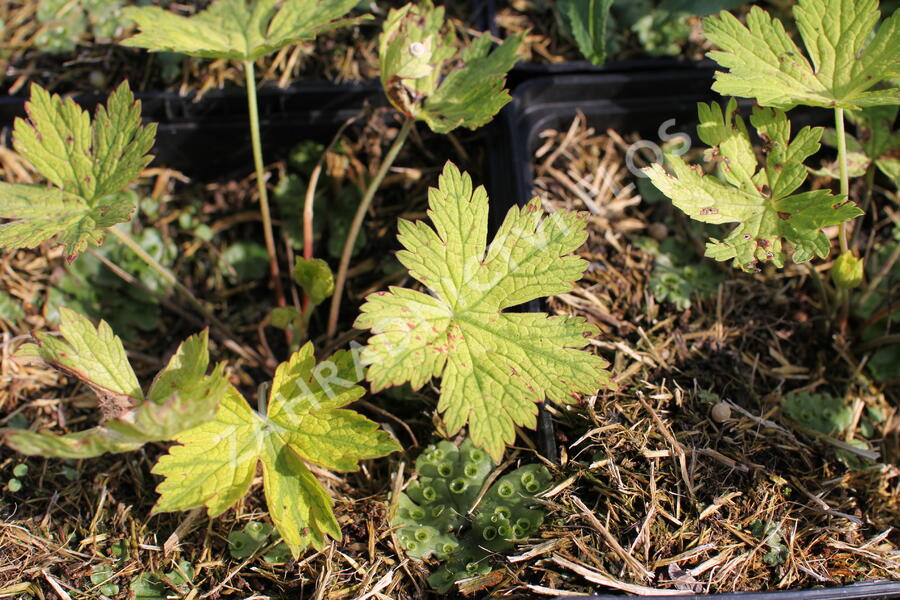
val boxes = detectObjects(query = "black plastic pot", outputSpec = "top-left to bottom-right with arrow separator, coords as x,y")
483,68 -> 900,600
485,62 -> 720,231
0,81 -> 388,180
558,580 -> 900,600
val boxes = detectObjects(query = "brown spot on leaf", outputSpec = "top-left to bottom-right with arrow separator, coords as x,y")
777,211 -> 791,220
699,207 -> 719,215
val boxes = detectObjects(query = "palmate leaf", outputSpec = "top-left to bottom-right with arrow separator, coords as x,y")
4,309 -> 226,458
644,99 -> 864,271
355,162 -> 611,461
0,82 -> 155,259
704,0 -> 900,110
379,1 -> 522,134
121,0 -> 363,61
151,342 -> 400,556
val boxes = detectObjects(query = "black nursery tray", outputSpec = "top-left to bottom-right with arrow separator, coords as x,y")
0,81 -> 388,180
483,67 -> 900,600
485,61 -> 720,218
560,580 -> 900,600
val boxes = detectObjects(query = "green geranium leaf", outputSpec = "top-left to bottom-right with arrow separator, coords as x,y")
1,82 -> 154,259
151,342 -> 400,556
558,0 -> 614,66
704,0 -> 900,110
121,0 -> 364,61
293,257 -> 334,307
644,99 -> 864,271
380,1 -> 522,134
4,310 -> 226,458
355,162 -> 611,461
18,306 -> 142,404
850,105 -> 900,188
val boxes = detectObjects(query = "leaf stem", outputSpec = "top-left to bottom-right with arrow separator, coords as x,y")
327,116 -> 415,339
834,107 -> 850,254
244,60 -> 286,312
857,238 -> 900,309
107,226 -> 262,364
804,262 -> 830,316
302,114 -> 360,313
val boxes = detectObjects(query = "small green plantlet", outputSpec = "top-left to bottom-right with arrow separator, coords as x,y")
35,0 -> 127,53
703,0 -> 899,270
60,465 -> 81,481
644,99 -> 863,271
34,0 -> 87,53
151,342 -> 401,556
629,9 -> 691,56
270,258 -> 335,342
782,391 -> 876,467
781,391 -> 854,436
0,81 -> 154,260
749,519 -> 788,566
327,3 -> 524,337
226,520 -> 294,563
220,241 -> 270,284
49,224 -> 172,341
703,0 -> 900,110
392,439 -> 552,592
228,521 -> 274,559
269,256 -> 334,340
3,308 -> 227,458
129,561 -> 194,600
379,0 -> 523,134
647,238 -> 723,309
89,563 -> 120,597
122,0 -> 366,310
847,106 -> 900,189
355,162 -> 611,460
0,291 -> 25,325
557,0 -> 614,66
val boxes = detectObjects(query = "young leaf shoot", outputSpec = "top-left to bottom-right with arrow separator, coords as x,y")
644,100 -> 864,271
379,0 -> 523,134
355,162 -> 611,461
4,309 -> 227,458
557,0 -> 614,66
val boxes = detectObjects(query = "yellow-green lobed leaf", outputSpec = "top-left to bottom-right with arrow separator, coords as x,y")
379,0 -> 522,133
644,100 -> 864,270
5,313 -> 227,458
152,342 -> 400,556
703,0 -> 900,110
121,0 -> 365,62
355,162 -> 611,461
1,81 -> 154,258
